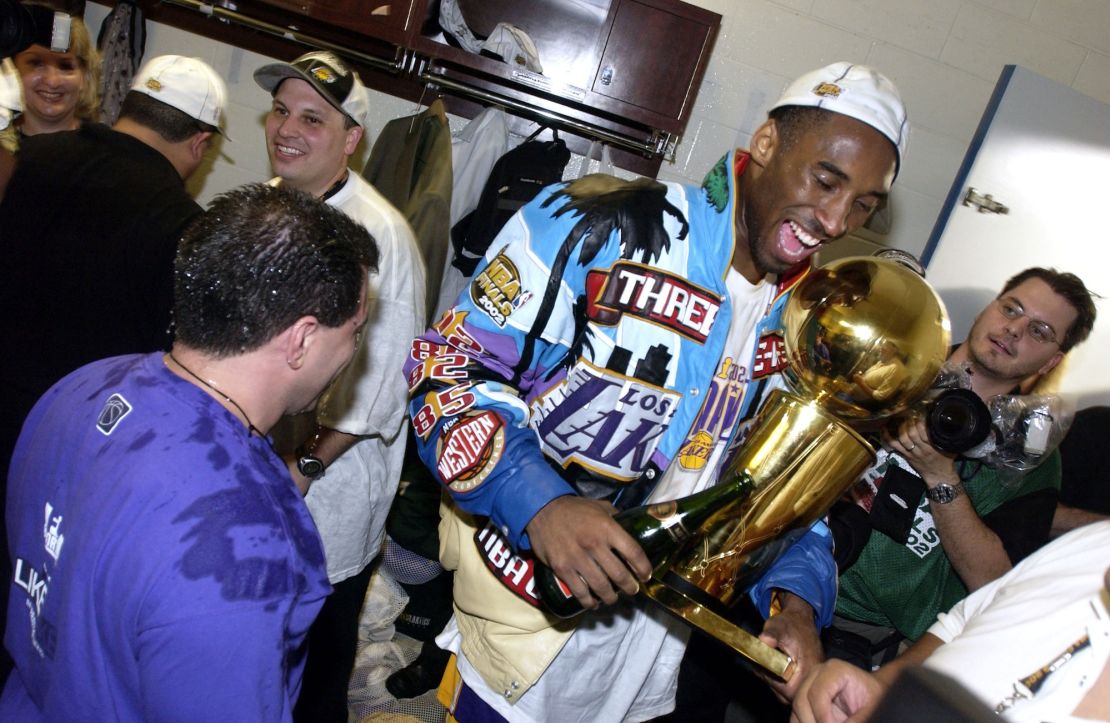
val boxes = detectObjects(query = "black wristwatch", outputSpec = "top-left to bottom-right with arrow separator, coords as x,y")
295,430 -> 326,480
296,451 -> 325,480
925,481 -> 964,505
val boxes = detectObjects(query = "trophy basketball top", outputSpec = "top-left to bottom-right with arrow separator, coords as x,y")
782,256 -> 951,422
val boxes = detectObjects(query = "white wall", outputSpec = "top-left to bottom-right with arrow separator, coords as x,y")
87,0 -> 1110,260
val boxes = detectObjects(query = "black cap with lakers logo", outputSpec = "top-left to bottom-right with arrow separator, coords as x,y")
253,50 -> 370,129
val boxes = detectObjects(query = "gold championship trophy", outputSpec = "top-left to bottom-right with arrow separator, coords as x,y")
639,255 -> 950,680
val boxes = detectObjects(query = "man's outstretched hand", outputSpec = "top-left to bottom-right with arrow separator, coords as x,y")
526,496 -> 652,609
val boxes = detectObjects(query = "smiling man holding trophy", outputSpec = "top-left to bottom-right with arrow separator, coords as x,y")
404,63 -> 927,722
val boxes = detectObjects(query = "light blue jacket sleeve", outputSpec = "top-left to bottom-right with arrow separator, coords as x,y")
403,185 -> 596,551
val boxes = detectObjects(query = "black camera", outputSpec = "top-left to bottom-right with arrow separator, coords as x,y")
923,388 -> 993,454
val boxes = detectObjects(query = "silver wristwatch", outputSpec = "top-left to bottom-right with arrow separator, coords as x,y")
295,427 -> 326,480
925,481 -> 964,504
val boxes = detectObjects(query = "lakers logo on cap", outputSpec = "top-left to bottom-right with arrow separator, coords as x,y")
145,78 -> 163,92
812,81 -> 843,98
309,65 -> 336,84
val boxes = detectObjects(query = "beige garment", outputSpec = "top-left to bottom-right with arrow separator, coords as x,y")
438,501 -> 575,703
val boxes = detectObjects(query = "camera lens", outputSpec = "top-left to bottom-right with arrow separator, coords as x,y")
926,389 -> 992,453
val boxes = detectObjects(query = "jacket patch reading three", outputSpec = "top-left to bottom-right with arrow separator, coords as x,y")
586,261 -> 722,343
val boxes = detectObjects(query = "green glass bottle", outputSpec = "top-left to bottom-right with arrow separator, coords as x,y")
534,470 -> 755,618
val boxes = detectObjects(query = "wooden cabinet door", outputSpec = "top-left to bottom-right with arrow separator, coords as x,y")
591,0 -> 717,130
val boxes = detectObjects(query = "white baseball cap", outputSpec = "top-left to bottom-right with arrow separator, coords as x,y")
480,23 -> 543,74
131,55 -> 228,133
253,51 -> 371,129
0,60 -> 22,132
771,62 -> 908,168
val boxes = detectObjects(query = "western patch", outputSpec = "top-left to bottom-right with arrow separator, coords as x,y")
436,411 -> 505,493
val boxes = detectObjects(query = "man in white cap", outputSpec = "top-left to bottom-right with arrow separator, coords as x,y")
253,50 -> 426,722
402,62 -> 908,721
0,53 -> 227,686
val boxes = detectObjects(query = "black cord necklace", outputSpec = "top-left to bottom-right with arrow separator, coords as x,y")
166,352 -> 265,439
319,170 -> 349,203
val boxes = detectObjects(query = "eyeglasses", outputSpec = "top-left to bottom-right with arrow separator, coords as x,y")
997,298 -> 1059,345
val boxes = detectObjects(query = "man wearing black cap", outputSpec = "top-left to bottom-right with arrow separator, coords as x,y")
254,50 -> 426,722
403,62 -> 907,721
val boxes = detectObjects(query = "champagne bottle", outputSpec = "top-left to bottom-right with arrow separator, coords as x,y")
534,470 -> 755,618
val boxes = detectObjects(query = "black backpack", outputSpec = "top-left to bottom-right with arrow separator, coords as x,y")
451,131 -> 570,276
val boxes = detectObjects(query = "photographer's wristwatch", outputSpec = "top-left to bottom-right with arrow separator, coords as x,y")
925,481 -> 965,505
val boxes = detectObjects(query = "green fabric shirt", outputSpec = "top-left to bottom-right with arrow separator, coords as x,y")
835,450 -> 1061,640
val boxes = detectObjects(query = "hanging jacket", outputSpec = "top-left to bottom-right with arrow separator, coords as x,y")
364,99 -> 452,319
97,0 -> 145,125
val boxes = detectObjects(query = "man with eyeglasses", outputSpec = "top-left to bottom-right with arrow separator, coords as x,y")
818,266 -> 1097,671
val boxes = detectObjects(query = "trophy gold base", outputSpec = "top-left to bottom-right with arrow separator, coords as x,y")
639,390 -> 877,680
641,577 -> 796,681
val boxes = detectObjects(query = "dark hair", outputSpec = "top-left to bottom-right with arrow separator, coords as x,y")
1000,267 -> 1097,352
173,183 -> 379,357
768,106 -> 834,153
118,91 -> 218,142
769,105 -> 899,166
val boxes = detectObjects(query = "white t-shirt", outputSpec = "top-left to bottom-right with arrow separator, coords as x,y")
650,269 -> 774,503
299,173 -> 427,582
924,521 -> 1110,721
445,268 -> 776,722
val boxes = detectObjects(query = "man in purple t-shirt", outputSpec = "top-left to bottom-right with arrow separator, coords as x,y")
1,183 -> 379,721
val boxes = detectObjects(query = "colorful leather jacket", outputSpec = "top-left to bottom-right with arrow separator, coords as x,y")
404,151 -> 837,626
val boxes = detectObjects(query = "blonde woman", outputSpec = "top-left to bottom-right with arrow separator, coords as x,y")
1,10 -> 100,150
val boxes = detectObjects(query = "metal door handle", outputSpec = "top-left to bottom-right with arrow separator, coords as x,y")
962,187 -> 1009,214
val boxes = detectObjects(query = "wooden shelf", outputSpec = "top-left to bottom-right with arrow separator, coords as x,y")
131,0 -> 719,175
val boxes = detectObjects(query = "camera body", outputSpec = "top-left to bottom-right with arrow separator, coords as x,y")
905,363 -> 1070,467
